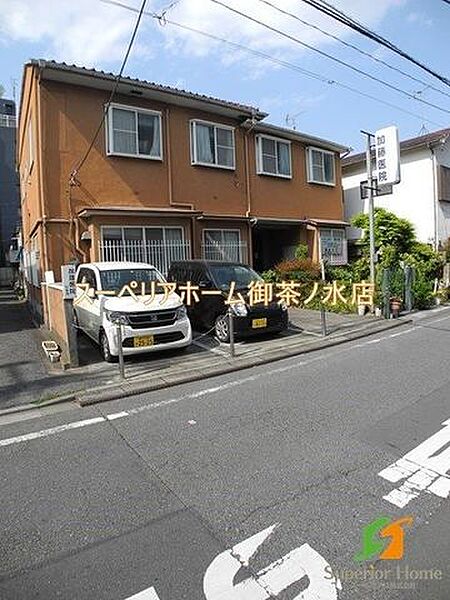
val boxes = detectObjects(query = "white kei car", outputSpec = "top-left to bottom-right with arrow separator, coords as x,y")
74,262 -> 192,362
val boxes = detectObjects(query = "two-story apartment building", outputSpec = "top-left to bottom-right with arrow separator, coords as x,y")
18,59 -> 348,320
342,128 -> 450,253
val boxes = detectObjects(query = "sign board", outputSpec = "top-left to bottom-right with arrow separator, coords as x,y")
374,126 -> 400,185
360,177 -> 393,199
61,264 -> 77,300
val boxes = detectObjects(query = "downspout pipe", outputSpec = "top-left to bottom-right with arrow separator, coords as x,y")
429,143 -> 439,251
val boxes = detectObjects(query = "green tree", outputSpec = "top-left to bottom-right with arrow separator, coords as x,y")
352,208 -> 416,259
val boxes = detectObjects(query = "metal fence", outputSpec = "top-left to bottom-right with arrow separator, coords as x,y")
201,241 -> 248,263
0,115 -> 16,128
99,240 -> 191,276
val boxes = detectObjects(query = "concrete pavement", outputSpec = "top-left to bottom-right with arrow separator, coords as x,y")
0,307 -> 449,598
0,292 -> 412,410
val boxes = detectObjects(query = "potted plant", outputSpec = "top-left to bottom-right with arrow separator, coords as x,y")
389,296 -> 402,318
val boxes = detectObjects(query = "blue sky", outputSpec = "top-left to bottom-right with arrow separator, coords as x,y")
0,0 -> 448,152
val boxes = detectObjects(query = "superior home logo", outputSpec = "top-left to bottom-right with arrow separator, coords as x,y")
354,515 -> 413,562
325,516 -> 443,590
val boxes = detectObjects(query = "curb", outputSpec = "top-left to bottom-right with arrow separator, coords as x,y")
75,317 -> 411,407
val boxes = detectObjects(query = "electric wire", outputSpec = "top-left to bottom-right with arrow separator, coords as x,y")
256,0 -> 450,101
209,0 -> 450,115
298,0 -> 450,87
69,0 -> 148,183
100,0 -> 446,128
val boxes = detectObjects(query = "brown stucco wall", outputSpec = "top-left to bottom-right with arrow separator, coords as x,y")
247,136 -> 344,220
18,65 -> 345,283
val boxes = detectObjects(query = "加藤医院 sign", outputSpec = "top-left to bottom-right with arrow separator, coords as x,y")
374,126 -> 401,186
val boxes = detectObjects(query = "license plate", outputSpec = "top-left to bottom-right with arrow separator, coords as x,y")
252,318 -> 267,329
133,335 -> 154,348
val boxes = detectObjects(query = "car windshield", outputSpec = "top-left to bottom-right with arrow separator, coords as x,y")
209,265 -> 263,291
100,268 -> 165,293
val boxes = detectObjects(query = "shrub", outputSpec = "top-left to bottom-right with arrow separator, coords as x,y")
294,243 -> 309,260
275,258 -> 320,283
260,269 -> 278,283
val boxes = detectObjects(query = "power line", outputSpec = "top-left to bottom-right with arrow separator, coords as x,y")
69,0 -> 149,183
441,0 -> 450,5
298,0 -> 450,87
209,0 -> 450,116
256,0 -> 450,101
100,0 -> 446,129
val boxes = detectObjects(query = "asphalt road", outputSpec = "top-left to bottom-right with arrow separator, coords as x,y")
1,307 -> 450,599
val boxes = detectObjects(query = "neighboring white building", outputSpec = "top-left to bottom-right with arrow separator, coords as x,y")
342,128 -> 450,250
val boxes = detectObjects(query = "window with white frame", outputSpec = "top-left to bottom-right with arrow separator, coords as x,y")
107,104 -> 162,159
202,229 -> 242,262
190,121 -> 235,169
256,135 -> 292,178
320,228 -> 347,265
307,147 -> 335,185
102,226 -> 183,244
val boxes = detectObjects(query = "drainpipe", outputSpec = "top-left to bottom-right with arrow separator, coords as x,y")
165,107 -> 194,211
429,143 -> 439,251
244,131 -> 252,218
36,65 -> 50,275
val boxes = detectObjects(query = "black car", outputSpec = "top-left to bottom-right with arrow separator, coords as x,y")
168,260 -> 289,342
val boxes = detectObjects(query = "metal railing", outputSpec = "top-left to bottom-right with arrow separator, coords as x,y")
0,114 -> 17,128
99,240 -> 191,276
201,241 -> 248,263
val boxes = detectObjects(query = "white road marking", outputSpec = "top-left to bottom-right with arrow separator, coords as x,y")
0,417 -> 105,448
106,411 -> 129,421
203,523 -> 340,599
125,587 -> 161,599
379,418 -> 450,507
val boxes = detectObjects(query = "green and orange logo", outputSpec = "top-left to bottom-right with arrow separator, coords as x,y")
354,516 -> 413,562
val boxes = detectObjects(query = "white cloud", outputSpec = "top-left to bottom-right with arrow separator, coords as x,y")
0,0 -> 156,65
162,0 -> 406,61
0,0 -> 405,68
407,12 -> 433,27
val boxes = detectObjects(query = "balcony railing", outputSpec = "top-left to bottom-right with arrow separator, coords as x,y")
201,241 -> 248,263
0,114 -> 17,128
99,240 -> 191,276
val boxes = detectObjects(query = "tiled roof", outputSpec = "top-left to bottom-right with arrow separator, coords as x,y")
342,127 -> 450,168
29,59 -> 267,119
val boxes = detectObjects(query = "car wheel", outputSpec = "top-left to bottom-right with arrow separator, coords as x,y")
100,330 -> 117,363
215,314 -> 230,343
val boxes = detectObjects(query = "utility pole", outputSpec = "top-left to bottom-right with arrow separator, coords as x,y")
362,130 -> 376,284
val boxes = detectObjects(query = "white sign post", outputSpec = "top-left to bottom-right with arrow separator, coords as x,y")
374,125 -> 401,186
61,264 -> 77,300
60,264 -> 79,367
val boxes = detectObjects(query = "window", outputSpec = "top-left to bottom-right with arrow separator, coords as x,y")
107,104 -> 162,159
320,228 -> 347,265
76,268 -> 97,290
209,264 -> 262,291
102,226 -> 183,244
307,147 -> 335,185
202,229 -> 242,262
190,121 -> 235,169
256,135 -> 292,178
101,226 -> 186,274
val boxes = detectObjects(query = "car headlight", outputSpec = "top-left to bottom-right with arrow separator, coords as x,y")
105,310 -> 128,324
231,302 -> 248,316
176,304 -> 187,319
